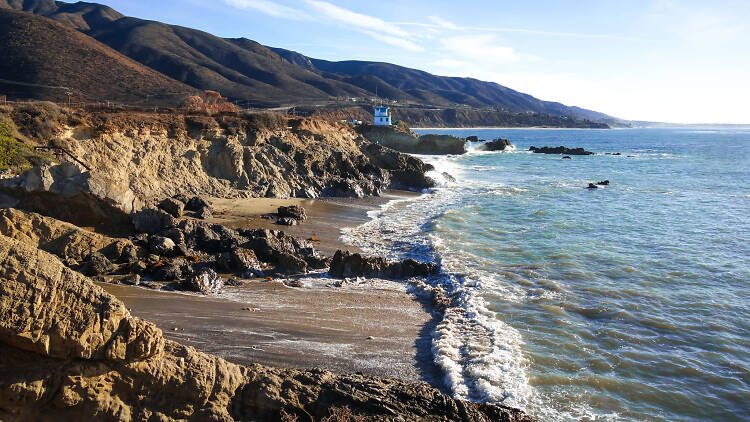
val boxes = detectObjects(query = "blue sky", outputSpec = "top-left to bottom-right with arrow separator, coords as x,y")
97,0 -> 749,123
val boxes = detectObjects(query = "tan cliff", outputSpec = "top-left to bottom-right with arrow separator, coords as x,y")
0,104 -> 435,219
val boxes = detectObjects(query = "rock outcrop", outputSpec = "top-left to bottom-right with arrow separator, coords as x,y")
0,208 -> 133,262
483,138 -> 513,151
529,145 -> 595,155
329,250 -> 439,279
357,125 -> 466,155
0,234 -> 532,421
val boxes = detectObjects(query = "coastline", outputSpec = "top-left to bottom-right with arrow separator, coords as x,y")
102,189 -> 444,386
208,189 -> 420,255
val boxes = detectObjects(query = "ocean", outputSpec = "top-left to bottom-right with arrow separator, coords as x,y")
343,128 -> 750,421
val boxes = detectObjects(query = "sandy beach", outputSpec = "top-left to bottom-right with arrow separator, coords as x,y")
208,190 -> 420,255
101,189 -> 443,387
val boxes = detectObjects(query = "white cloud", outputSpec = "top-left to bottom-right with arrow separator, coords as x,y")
646,0 -> 746,47
441,35 -> 521,64
428,15 -> 457,30
362,31 -> 423,52
223,0 -> 309,20
304,0 -> 409,38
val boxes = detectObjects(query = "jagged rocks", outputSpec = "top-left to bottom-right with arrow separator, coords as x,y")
182,267 -> 223,294
278,205 -> 306,221
0,208 -> 135,263
484,138 -> 513,151
133,208 -> 176,234
276,252 -> 308,274
530,145 -> 595,155
276,217 -> 297,226
217,248 -> 264,278
158,197 -> 185,218
185,196 -> 213,219
153,261 -> 183,281
148,235 -> 176,256
329,250 -> 439,279
81,252 -> 116,276
362,143 -> 435,191
121,274 -> 141,286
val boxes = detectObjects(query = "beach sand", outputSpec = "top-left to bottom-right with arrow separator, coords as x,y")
208,190 -> 419,255
101,189 -> 443,387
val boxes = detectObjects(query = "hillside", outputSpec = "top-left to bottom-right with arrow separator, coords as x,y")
1,0 -> 616,125
0,8 -> 194,105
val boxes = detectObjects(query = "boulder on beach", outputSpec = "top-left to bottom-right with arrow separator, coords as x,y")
329,250 -> 439,279
278,205 -> 307,221
182,267 -> 223,294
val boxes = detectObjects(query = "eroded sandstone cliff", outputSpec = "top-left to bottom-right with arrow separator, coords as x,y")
0,106 -> 435,217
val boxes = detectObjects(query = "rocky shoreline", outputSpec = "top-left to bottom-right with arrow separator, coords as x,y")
0,105 -> 533,421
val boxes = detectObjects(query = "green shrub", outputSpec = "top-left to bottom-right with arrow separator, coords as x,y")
0,120 -> 52,172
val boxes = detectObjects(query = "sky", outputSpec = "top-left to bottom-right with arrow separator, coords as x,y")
95,0 -> 750,124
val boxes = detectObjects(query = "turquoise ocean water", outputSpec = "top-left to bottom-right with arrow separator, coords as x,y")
343,128 -> 750,421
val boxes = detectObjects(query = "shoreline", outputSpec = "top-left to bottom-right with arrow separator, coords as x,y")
208,189 -> 420,255
102,189 -> 445,387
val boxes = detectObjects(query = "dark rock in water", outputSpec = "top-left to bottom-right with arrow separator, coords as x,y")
182,267 -> 223,294
586,183 -> 599,189
120,274 -> 140,286
81,252 -> 117,276
466,135 -> 482,142
442,172 -> 457,183
596,180 -> 610,186
484,138 -> 512,151
148,235 -> 175,256
278,205 -> 307,221
329,250 -> 439,279
133,208 -> 176,234
605,152 -> 622,156
562,156 -> 572,159
158,197 -> 185,218
276,217 -> 297,226
530,146 -> 595,155
185,196 -> 210,212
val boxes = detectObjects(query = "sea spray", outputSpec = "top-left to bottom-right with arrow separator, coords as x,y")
341,154 -> 537,412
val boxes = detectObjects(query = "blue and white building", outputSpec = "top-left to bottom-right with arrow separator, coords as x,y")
373,107 -> 392,126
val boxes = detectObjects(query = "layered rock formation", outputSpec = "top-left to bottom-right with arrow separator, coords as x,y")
0,234 -> 531,421
0,106 -> 436,226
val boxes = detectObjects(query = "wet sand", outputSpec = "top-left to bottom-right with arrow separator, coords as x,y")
209,190 -> 419,255
102,189 -> 443,387
103,278 -> 442,385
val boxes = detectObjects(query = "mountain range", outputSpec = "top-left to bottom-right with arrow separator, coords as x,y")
0,0 -> 616,126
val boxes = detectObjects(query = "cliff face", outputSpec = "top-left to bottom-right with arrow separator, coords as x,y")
0,233 -> 532,421
0,105 -> 434,218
